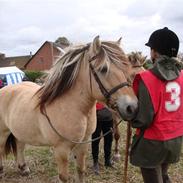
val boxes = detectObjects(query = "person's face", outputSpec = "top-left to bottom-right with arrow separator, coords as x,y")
150,48 -> 159,63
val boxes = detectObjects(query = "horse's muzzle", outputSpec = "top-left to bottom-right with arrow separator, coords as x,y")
116,95 -> 138,121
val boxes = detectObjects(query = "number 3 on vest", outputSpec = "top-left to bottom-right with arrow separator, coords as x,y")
165,82 -> 181,112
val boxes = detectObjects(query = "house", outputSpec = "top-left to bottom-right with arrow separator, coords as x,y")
0,37 -> 70,71
25,41 -> 65,71
0,53 -> 31,70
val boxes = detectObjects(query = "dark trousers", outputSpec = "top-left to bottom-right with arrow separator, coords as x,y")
141,163 -> 171,183
91,119 -> 113,163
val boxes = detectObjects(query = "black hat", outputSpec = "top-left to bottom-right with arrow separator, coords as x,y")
145,27 -> 179,57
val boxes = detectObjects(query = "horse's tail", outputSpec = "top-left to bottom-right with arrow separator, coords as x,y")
5,133 -> 17,156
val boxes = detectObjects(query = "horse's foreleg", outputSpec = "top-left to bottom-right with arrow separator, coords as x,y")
16,141 -> 30,176
0,146 -> 4,178
0,130 -> 10,178
112,113 -> 121,162
54,144 -> 70,183
0,141 -> 5,178
113,125 -> 121,162
0,156 -> 3,178
73,144 -> 88,183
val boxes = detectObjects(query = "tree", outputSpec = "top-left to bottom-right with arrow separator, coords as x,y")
54,37 -> 71,49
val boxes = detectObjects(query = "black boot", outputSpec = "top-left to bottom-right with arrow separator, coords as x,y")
105,158 -> 114,168
92,160 -> 99,175
162,163 -> 172,183
103,123 -> 113,168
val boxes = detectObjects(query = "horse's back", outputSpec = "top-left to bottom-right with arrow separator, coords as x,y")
0,81 -> 40,107
0,82 -> 41,127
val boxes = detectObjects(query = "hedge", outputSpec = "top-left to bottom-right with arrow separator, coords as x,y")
24,70 -> 46,82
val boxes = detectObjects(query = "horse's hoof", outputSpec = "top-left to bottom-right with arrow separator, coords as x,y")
0,167 -> 4,179
20,168 -> 30,176
112,153 -> 121,162
0,173 -> 4,179
18,164 -> 30,176
49,176 -> 63,183
0,172 -> 4,179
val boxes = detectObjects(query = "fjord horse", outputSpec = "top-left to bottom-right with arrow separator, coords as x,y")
0,36 -> 138,183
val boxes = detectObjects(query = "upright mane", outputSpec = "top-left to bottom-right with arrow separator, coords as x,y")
128,51 -> 147,66
37,41 -> 128,111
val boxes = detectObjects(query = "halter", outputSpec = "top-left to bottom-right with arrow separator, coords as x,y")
89,55 -> 131,108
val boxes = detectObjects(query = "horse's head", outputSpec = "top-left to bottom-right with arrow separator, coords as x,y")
38,36 -> 139,120
85,36 -> 138,120
127,51 -> 146,81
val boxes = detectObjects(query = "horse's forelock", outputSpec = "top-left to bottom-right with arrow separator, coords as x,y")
100,42 -> 129,68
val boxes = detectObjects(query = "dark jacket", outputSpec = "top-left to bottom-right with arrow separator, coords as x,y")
97,107 -> 113,122
130,56 -> 183,168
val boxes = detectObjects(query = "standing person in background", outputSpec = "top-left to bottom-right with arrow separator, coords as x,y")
0,76 -> 7,88
92,102 -> 114,175
130,27 -> 183,183
0,79 -> 3,88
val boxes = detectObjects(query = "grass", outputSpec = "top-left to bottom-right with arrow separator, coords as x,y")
0,123 -> 182,183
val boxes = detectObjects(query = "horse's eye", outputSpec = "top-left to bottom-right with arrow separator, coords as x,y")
100,66 -> 108,74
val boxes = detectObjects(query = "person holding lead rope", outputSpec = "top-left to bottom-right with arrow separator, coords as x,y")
130,27 -> 183,183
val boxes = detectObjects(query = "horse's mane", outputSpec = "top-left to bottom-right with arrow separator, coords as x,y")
128,51 -> 146,65
37,41 -> 128,111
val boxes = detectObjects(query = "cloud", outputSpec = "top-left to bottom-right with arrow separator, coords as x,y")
123,0 -> 160,18
0,0 -> 182,56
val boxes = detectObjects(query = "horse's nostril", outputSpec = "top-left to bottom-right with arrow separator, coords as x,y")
126,105 -> 137,115
127,105 -> 133,114
116,96 -> 138,121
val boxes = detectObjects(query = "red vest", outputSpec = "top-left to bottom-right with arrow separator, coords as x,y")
133,70 -> 183,141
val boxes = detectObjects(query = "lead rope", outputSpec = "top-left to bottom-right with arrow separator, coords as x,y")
123,122 -> 132,183
42,107 -> 122,144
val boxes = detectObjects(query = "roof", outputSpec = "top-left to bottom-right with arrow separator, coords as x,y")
0,55 -> 32,69
25,41 -> 65,68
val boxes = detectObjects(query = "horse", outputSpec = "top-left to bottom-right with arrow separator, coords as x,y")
0,36 -> 138,183
112,51 -> 146,161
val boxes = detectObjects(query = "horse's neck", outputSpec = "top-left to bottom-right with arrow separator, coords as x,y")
48,61 -> 96,116
66,65 -> 96,114
52,81 -> 96,115
75,82 -> 96,110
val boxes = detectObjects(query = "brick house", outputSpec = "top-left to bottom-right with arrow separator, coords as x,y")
25,41 -> 65,71
0,53 -> 31,70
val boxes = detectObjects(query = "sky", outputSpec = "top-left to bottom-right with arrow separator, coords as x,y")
0,0 -> 183,57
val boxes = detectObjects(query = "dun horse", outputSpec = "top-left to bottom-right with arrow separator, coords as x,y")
0,36 -> 138,183
112,51 -> 146,161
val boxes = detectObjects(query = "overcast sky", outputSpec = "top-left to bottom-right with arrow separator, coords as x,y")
0,0 -> 182,57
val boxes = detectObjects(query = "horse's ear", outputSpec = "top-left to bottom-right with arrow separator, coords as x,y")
128,54 -> 132,62
91,35 -> 101,55
143,56 -> 147,62
116,37 -> 122,45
